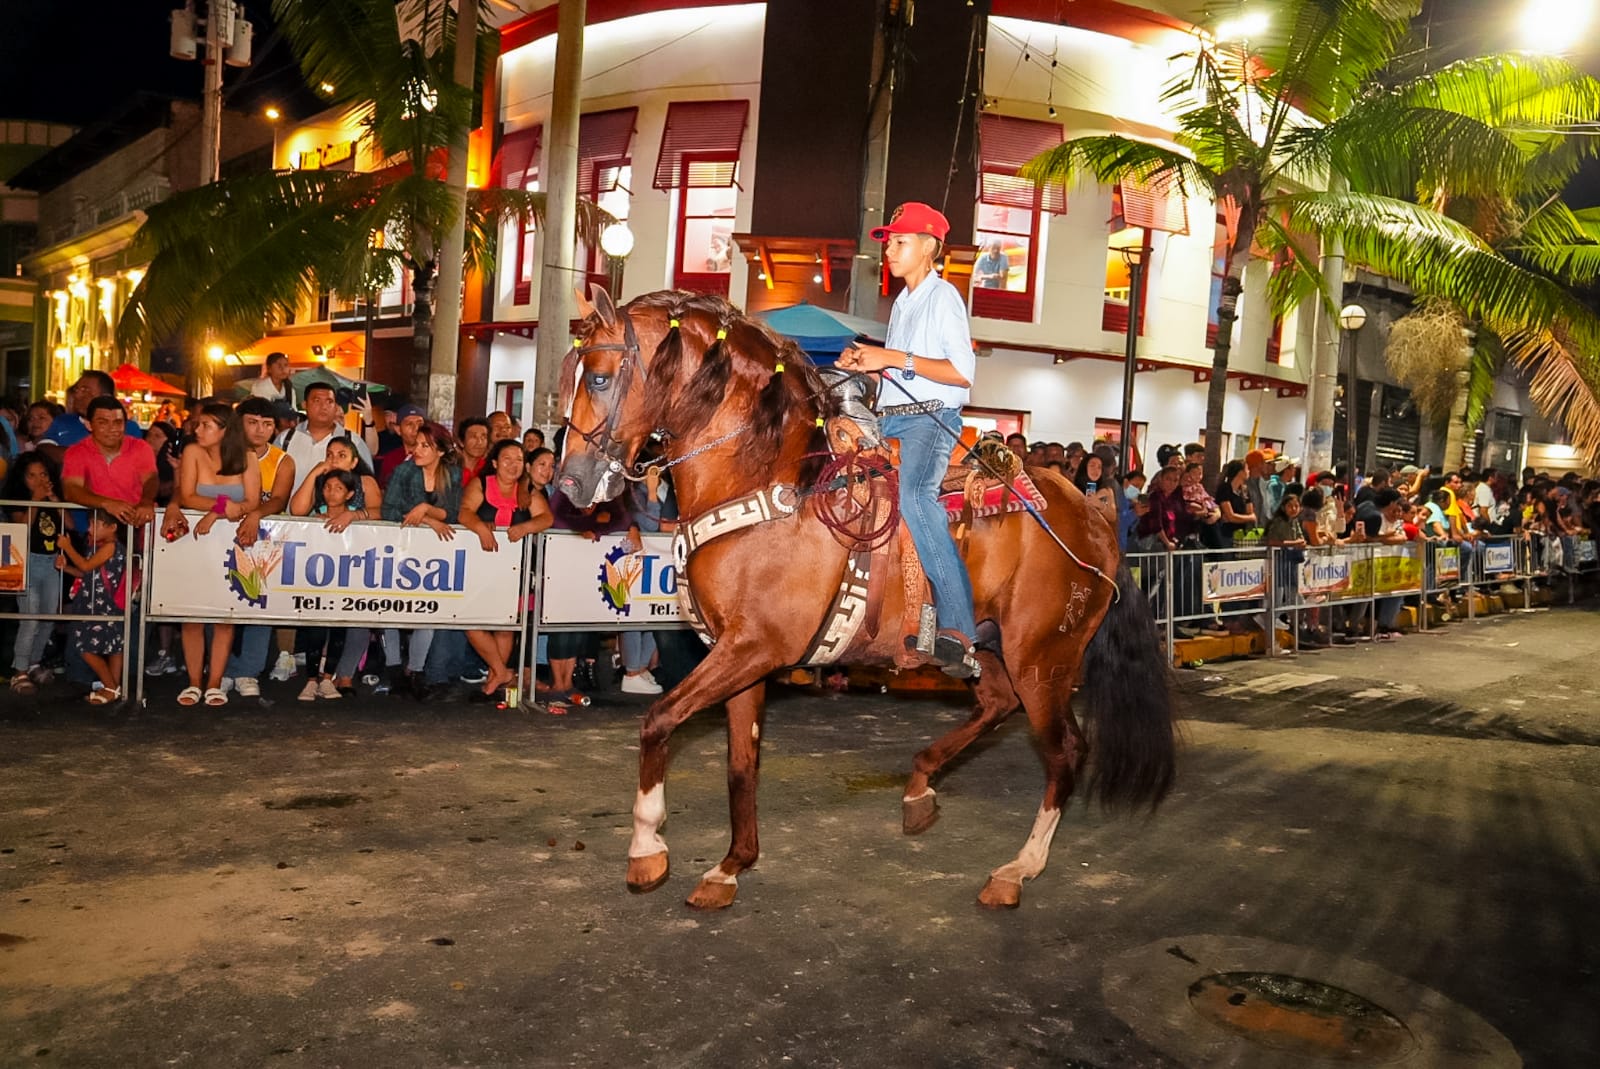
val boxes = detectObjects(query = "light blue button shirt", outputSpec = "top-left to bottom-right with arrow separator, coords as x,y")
882,275 -> 975,410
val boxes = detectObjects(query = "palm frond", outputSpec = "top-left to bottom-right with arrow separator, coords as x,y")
1307,98 -> 1536,199
1020,136 -> 1216,201
1501,328 -> 1600,466
1251,0 -> 1418,127
1502,198 -> 1600,284
1255,214 -> 1334,322
1282,190 -> 1600,353
1463,330 -> 1505,431
119,170 -> 371,354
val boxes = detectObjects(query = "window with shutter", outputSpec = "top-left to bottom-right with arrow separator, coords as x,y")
505,126 -> 544,306
657,101 -> 749,295
578,107 -> 638,197
972,114 -> 1064,323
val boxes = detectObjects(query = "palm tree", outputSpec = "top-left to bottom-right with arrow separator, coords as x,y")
118,0 -> 606,404
1022,0 -> 1600,478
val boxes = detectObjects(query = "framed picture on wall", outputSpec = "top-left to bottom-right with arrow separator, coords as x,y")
964,406 -> 1026,439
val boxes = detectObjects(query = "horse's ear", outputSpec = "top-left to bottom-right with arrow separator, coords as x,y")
574,288 -> 596,321
590,284 -> 618,330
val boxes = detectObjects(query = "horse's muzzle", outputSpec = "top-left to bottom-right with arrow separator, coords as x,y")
556,454 -> 621,508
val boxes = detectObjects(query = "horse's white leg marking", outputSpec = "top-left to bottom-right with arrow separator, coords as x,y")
751,721 -> 760,741
988,805 -> 1062,884
699,861 -> 738,886
629,784 -> 668,859
903,786 -> 936,803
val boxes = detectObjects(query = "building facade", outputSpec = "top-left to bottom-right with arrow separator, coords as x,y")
0,119 -> 76,399
477,0 -> 1311,460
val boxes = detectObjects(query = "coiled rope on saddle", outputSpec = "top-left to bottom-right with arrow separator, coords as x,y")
811,448 -> 899,552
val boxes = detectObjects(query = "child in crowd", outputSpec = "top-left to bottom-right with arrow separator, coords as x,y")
7,454 -> 65,694
56,509 -> 128,704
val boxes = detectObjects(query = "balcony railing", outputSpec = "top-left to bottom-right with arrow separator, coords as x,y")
47,176 -> 172,246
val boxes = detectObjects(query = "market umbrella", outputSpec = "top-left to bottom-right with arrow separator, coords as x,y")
111,362 -> 186,397
754,303 -> 888,363
289,366 -> 390,395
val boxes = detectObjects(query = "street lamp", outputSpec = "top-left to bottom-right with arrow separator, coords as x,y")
1117,242 -> 1149,476
1215,10 -> 1269,42
600,222 -> 634,299
1339,303 -> 1367,475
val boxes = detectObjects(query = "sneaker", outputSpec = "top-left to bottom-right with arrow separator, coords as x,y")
219,677 -> 234,695
620,672 -> 663,695
371,677 -> 391,695
145,652 -> 175,677
270,651 -> 297,682
459,667 -> 489,685
235,677 -> 260,698
27,664 -> 52,686
298,679 -> 320,702
316,677 -> 341,700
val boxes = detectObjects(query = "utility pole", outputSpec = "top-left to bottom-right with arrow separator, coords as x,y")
533,0 -> 585,431
170,0 -> 252,395
427,0 -> 481,428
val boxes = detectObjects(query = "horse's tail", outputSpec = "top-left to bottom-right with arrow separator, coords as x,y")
1079,559 -> 1177,810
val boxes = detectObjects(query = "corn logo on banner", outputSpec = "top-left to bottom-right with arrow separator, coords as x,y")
539,531 -> 683,627
147,512 -> 525,626
0,523 -> 26,594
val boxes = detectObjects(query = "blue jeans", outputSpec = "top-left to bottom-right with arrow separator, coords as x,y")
881,408 -> 977,639
225,625 -> 273,680
13,553 -> 63,671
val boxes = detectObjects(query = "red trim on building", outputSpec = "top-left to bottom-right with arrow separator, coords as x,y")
501,0 -> 755,53
991,0 -> 1195,43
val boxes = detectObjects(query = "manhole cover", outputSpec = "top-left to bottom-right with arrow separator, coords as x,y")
1188,971 -> 1414,1062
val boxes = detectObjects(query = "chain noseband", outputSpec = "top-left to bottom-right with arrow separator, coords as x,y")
563,311 -> 646,477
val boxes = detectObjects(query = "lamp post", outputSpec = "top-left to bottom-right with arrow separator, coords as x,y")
1339,302 -> 1367,474
1117,243 -> 1148,475
600,222 -> 635,299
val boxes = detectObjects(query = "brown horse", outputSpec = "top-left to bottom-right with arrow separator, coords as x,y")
556,289 -> 1175,911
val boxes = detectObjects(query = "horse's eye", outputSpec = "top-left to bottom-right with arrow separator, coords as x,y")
588,373 -> 610,390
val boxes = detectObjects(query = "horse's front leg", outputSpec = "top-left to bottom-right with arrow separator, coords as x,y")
686,682 -> 765,910
627,638 -> 779,894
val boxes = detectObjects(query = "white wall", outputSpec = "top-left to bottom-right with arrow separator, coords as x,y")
972,347 -> 1308,460
977,16 -> 1310,386
485,334 -> 539,429
496,4 -> 766,321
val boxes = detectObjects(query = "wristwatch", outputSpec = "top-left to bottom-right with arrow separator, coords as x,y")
901,352 -> 916,380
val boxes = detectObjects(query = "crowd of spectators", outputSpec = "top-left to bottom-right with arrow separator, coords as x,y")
1000,429 -> 1598,649
0,363 -> 700,712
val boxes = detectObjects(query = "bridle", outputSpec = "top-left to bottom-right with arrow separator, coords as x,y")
561,309 -> 646,479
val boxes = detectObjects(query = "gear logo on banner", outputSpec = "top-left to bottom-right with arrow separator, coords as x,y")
598,545 -> 643,617
225,527 -> 286,608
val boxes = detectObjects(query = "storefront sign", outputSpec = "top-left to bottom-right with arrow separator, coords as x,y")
147,513 -> 525,626
1203,558 -> 1267,601
1434,545 -> 1460,583
539,532 -> 685,628
297,140 -> 356,170
0,523 -> 27,593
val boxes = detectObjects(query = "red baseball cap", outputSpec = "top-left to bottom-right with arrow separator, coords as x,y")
870,201 -> 950,242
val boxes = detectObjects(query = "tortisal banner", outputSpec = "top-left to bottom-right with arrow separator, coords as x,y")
1482,542 -> 1515,574
147,512 -> 525,626
1202,557 -> 1267,601
538,531 -> 686,629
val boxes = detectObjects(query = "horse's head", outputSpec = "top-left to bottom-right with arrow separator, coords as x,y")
556,287 -> 649,508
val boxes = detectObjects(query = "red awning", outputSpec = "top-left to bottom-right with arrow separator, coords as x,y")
578,107 -> 638,197
493,124 -> 543,190
653,100 -> 749,190
111,363 -> 185,396
1115,175 -> 1188,235
979,114 -> 1066,215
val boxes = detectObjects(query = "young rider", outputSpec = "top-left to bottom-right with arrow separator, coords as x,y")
837,201 -> 978,676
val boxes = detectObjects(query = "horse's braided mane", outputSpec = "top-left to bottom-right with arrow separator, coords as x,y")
625,290 -> 833,476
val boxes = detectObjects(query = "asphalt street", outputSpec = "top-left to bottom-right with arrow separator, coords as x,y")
1,602 -> 1597,1068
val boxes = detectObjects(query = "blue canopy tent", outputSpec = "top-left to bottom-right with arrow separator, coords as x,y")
754,303 -> 888,364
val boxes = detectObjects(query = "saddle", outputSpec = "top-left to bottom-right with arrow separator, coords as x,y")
811,370 -> 1048,672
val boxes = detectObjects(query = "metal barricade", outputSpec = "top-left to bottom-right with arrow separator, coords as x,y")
0,499 -> 142,701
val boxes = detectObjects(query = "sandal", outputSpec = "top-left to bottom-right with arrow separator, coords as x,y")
9,674 -> 36,695
87,687 -> 121,705
177,686 -> 203,706
204,687 -> 228,707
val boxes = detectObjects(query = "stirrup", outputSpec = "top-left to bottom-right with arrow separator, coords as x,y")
934,630 -> 979,679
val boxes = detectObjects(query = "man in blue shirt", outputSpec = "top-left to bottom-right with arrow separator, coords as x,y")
838,201 -> 978,676
37,369 -> 144,467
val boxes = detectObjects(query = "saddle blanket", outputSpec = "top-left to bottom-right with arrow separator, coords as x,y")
939,472 -> 1047,524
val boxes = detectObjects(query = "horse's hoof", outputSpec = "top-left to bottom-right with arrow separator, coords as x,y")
902,792 -> 940,835
626,852 -> 670,894
977,876 -> 1022,910
686,877 -> 739,911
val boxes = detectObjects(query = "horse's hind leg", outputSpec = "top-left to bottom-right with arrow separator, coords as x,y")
686,682 -> 765,910
902,651 -> 1020,834
977,670 -> 1085,910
